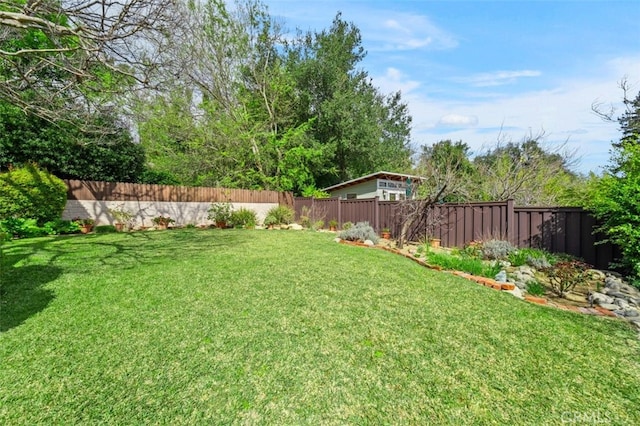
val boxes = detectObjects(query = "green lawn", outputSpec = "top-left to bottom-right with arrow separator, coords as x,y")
1,229 -> 639,424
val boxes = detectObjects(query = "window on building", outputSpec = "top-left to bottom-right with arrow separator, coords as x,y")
346,193 -> 357,199
389,193 -> 397,201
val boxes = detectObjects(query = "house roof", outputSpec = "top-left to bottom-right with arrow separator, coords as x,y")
322,171 -> 424,192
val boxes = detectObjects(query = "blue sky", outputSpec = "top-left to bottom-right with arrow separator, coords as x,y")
263,0 -> 640,174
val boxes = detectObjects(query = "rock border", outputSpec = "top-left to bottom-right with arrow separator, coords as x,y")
337,239 -> 640,335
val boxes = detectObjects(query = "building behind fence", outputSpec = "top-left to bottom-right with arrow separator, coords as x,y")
294,197 -> 618,270
63,180 -> 294,228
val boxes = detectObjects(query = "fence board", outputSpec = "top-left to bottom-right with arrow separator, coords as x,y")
65,180 -> 291,205
295,197 -> 618,270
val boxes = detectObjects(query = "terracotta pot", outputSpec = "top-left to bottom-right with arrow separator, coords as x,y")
216,221 -> 227,229
115,223 -> 125,232
381,231 -> 391,239
156,223 -> 168,230
80,225 -> 93,234
329,226 -> 337,232
430,238 -> 441,248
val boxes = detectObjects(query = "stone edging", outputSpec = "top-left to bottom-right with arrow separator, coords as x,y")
339,240 -> 619,320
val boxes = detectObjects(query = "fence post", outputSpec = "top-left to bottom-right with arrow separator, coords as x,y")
337,197 -> 342,226
374,196 -> 380,232
506,199 -> 515,245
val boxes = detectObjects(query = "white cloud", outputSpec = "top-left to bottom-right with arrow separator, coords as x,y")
459,70 -> 542,87
373,67 -> 421,96
438,114 -> 479,127
385,56 -> 640,173
364,12 -> 457,51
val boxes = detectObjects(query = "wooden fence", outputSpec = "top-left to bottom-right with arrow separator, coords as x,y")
65,180 -> 295,207
294,197 -> 619,270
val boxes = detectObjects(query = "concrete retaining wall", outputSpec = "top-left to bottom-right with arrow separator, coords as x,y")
63,200 -> 278,228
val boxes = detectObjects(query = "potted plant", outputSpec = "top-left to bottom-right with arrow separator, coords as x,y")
329,219 -> 338,232
108,206 -> 134,232
208,202 -> 233,228
381,227 -> 391,239
152,215 -> 175,230
74,218 -> 95,234
430,237 -> 441,248
263,214 -> 277,230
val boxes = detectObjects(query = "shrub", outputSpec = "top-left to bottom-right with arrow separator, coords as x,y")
0,218 -> 47,238
526,280 -> 546,296
481,239 -> 516,260
95,225 -> 117,233
208,202 -> 233,224
342,221 -> 353,230
229,208 -> 257,228
312,220 -> 325,230
266,205 -> 295,225
42,219 -> 80,235
508,248 -> 553,268
338,221 -> 379,244
542,260 -> 590,297
263,214 -> 277,227
426,251 -> 501,279
0,164 -> 67,224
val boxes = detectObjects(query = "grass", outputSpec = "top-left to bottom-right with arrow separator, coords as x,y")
1,229 -> 639,424
425,250 -> 502,278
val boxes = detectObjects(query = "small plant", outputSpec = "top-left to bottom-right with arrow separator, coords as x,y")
208,202 -> 233,225
329,219 -> 338,229
185,223 -> 197,229
425,251 -> 501,278
265,205 -> 295,225
481,239 -> 516,260
74,218 -> 95,226
0,218 -> 47,239
342,221 -> 353,230
42,219 -> 81,235
152,215 -> 175,226
312,219 -> 325,230
508,248 -> 554,268
95,225 -> 117,233
299,206 -> 312,228
462,240 -> 483,259
542,260 -> 590,298
108,206 -> 134,225
526,280 -> 546,296
229,208 -> 257,228
338,221 -> 379,244
263,214 -> 277,228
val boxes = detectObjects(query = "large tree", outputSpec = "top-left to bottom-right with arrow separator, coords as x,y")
0,101 -> 145,182
587,87 -> 640,283
0,0 -> 176,130
472,132 -> 580,206
285,13 -> 413,188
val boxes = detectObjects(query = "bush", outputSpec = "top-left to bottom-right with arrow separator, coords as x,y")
42,219 -> 80,235
266,205 -> 295,225
425,251 -> 501,279
208,202 -> 233,224
481,239 -> 516,260
229,208 -> 257,228
526,280 -> 546,296
342,221 -> 353,230
95,225 -> 117,233
508,248 -> 554,268
542,260 -> 590,297
338,221 -> 379,244
0,164 -> 67,224
0,218 -> 47,238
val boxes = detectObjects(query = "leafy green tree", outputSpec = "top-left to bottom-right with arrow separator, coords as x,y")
416,140 -> 476,202
0,102 -> 145,182
285,13 -> 413,188
0,163 -> 67,224
587,88 -> 640,283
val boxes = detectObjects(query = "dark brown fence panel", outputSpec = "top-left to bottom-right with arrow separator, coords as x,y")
295,196 -> 620,270
65,180 -> 290,204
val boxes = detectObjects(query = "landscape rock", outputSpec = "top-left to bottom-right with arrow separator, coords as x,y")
334,237 -> 341,243
604,276 -> 622,290
614,298 -> 631,309
505,286 -> 524,299
363,239 -> 375,246
586,269 -> 606,281
494,270 -> 507,283
597,303 -> 620,311
564,292 -> 587,303
289,223 -> 304,230
589,292 -> 614,306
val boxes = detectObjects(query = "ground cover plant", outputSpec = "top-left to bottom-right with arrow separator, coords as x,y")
1,230 -> 639,424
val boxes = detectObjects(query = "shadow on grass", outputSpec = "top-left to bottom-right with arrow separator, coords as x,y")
0,264 -> 61,332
